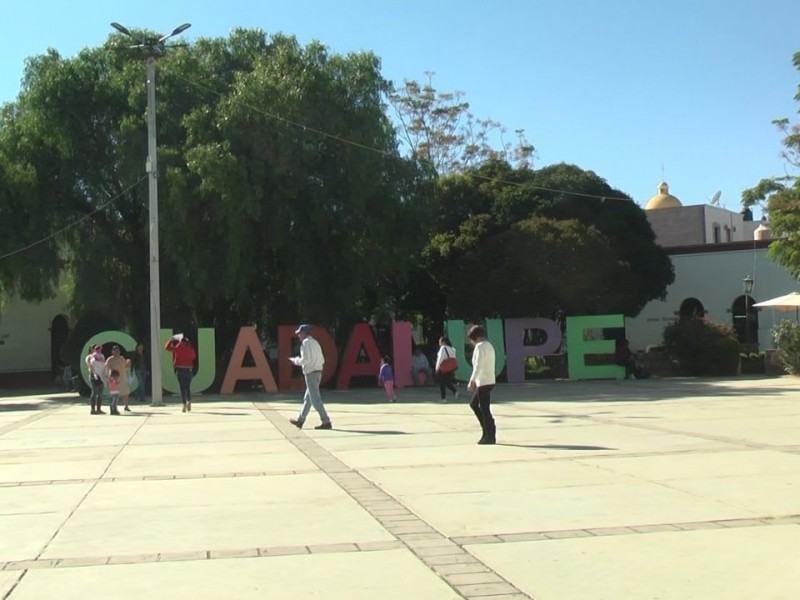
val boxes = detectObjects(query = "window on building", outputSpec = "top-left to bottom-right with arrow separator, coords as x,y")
679,298 -> 705,319
724,226 -> 731,242
712,224 -> 721,243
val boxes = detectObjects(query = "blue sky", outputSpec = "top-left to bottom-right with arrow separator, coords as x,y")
2,0 -> 799,214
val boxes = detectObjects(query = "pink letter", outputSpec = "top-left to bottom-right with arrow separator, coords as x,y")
392,321 -> 414,387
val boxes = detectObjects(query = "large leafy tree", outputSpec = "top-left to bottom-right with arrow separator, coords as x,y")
0,29 -> 433,343
405,161 -> 674,325
449,217 -> 638,319
742,50 -> 800,277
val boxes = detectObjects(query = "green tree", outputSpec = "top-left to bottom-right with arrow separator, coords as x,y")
0,29 -> 433,344
741,50 -> 800,277
404,160 -> 674,326
449,217 -> 636,319
771,319 -> 800,374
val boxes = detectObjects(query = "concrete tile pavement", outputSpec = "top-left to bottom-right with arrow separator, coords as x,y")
0,377 -> 798,599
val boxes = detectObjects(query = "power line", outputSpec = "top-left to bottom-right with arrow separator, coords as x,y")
175,73 -> 634,203
0,175 -> 148,261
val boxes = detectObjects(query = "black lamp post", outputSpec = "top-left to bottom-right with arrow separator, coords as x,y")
743,275 -> 754,351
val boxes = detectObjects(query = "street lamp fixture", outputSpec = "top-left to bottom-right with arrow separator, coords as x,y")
110,22 -> 132,36
743,275 -> 754,351
743,275 -> 754,295
111,21 -> 191,406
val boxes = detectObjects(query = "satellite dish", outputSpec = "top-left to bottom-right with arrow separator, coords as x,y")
710,190 -> 722,206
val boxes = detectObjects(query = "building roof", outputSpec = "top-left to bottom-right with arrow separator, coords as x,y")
645,181 -> 683,210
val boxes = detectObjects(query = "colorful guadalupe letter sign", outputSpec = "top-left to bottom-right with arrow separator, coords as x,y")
81,314 -> 628,394
566,315 -> 624,380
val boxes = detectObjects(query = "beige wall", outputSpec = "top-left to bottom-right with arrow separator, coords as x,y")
645,206 -> 707,246
0,290 -> 70,373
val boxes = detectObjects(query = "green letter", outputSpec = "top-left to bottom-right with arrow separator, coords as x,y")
566,315 -> 625,380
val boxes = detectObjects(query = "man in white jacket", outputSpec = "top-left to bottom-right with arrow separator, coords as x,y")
289,324 -> 332,430
467,325 -> 496,444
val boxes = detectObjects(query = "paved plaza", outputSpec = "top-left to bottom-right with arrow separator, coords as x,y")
0,376 -> 799,599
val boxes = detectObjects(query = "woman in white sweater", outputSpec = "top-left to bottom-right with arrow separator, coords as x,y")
467,325 -> 497,445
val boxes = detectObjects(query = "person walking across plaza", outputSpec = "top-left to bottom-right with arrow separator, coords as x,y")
85,344 -> 107,414
165,334 -> 197,412
434,336 -> 459,402
289,324 -> 332,430
467,325 -> 497,445
378,355 -> 397,402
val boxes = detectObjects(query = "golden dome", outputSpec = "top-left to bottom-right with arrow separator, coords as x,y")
645,181 -> 682,210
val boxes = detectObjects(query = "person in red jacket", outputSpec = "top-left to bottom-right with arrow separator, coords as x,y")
165,334 -> 197,412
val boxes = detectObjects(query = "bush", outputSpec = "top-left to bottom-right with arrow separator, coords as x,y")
771,320 -> 800,374
662,317 -> 740,376
524,355 -> 551,379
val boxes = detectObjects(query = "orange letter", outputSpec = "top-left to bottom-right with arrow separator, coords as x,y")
220,327 -> 278,394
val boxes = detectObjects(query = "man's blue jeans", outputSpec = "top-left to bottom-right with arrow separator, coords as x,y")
298,370 -> 329,423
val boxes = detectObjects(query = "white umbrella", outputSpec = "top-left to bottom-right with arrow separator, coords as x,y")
753,292 -> 800,321
752,292 -> 800,311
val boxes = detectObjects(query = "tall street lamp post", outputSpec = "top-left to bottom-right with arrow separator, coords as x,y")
743,275 -> 754,352
110,22 -> 191,406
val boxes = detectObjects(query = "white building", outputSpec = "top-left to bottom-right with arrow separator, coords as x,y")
624,182 -> 795,353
